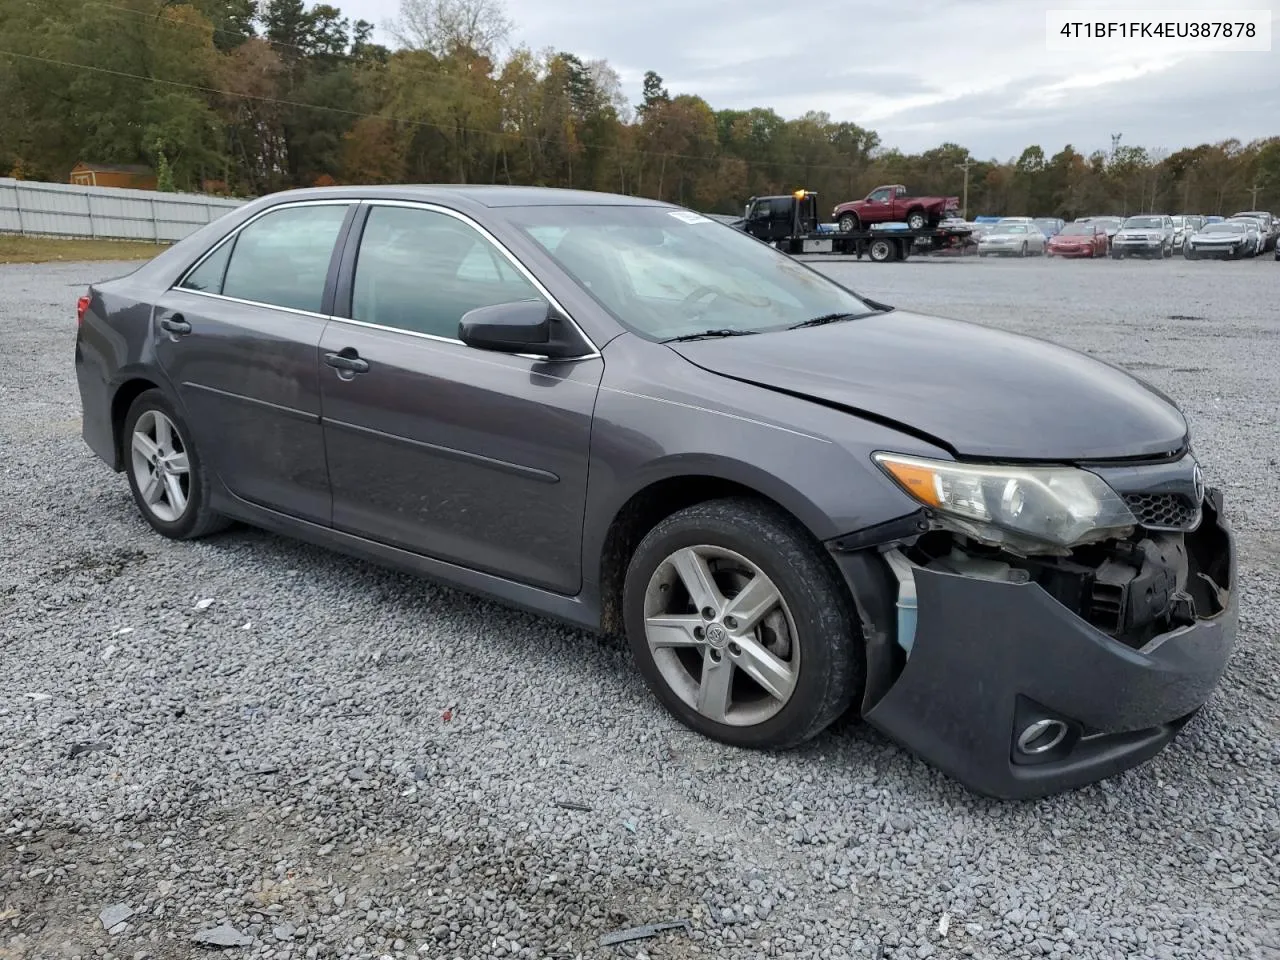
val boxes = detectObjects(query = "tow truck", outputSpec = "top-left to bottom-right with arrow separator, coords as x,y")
735,190 -> 973,262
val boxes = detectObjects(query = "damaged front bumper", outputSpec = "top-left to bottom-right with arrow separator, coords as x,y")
828,489 -> 1236,800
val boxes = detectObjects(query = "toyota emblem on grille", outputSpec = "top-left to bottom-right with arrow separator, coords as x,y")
1192,461 -> 1205,504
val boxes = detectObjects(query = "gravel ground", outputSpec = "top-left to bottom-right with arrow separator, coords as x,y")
2,255 -> 1278,960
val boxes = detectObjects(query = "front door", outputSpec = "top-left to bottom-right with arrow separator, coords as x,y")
318,202 -> 603,595
153,201 -> 354,523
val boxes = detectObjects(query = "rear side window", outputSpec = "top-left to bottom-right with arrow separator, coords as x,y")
180,240 -> 232,293
351,205 -> 543,340
220,204 -> 350,313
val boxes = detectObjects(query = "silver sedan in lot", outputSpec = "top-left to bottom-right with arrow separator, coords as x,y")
1226,217 -> 1267,256
1231,210 -> 1276,251
976,222 -> 1045,257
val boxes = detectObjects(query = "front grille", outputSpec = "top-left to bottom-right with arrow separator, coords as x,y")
1124,493 -> 1200,530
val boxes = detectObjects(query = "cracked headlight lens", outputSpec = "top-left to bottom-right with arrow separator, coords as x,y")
874,452 -> 1137,553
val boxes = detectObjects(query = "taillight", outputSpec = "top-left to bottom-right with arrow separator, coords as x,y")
77,294 -> 90,327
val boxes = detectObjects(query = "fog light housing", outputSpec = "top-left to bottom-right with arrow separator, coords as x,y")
1017,719 -> 1068,755
1011,696 -> 1080,765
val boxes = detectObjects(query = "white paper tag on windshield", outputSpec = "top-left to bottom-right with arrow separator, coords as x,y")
669,210 -> 712,224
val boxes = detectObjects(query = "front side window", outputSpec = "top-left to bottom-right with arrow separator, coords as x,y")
351,205 -> 543,340
508,204 -> 875,341
867,188 -> 891,202
221,204 -> 350,313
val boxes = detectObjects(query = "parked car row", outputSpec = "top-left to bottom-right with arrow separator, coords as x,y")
954,211 -> 1278,261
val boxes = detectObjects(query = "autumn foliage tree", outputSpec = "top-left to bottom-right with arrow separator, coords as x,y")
0,0 -> 1276,215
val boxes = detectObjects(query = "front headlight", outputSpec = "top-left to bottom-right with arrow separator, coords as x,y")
873,453 -> 1136,554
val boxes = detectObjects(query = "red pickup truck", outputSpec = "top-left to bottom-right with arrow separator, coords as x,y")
832,185 -> 961,232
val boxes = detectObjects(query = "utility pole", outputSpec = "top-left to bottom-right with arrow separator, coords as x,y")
1248,183 -> 1261,207
955,157 -> 976,219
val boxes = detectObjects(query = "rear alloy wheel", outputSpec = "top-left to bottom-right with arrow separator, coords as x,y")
123,389 -> 229,540
906,210 -> 927,231
623,498 -> 863,749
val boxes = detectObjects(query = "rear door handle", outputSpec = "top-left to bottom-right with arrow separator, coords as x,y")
160,315 -> 191,335
324,350 -> 369,374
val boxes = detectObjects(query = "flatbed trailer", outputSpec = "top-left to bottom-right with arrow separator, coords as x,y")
736,189 -> 973,262
772,227 -> 967,261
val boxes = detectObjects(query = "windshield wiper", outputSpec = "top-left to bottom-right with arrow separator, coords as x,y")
788,310 -> 883,330
662,329 -> 760,343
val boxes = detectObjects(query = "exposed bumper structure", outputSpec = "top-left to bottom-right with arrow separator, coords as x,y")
1113,239 -> 1165,255
831,491 -> 1236,800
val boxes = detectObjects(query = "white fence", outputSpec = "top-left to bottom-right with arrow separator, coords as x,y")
0,178 -> 247,243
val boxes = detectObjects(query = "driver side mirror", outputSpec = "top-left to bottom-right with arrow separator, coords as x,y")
458,300 -> 586,360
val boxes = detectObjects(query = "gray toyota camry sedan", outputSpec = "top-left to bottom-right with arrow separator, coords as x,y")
74,186 -> 1236,799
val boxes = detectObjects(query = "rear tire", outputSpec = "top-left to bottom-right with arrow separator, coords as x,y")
622,498 -> 864,750
906,209 -> 927,231
869,239 -> 894,262
122,389 -> 230,541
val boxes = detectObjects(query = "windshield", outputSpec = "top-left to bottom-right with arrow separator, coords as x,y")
1204,223 -> 1245,234
1123,217 -> 1163,229
507,205 -> 875,340
1059,223 -> 1093,236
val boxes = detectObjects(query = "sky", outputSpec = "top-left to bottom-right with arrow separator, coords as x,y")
344,0 -> 1280,160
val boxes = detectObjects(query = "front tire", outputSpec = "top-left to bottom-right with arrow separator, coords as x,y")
837,214 -> 859,233
623,498 -> 863,750
123,389 -> 229,540
1019,242 -> 1028,258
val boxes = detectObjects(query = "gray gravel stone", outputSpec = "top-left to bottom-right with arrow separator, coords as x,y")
1,257 -> 1278,960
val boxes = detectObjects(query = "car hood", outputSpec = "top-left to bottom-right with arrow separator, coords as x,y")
1192,232 -> 1243,242
669,312 -> 1188,461
1049,234 -> 1092,242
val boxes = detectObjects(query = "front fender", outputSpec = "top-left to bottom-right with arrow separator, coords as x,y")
580,334 -> 943,594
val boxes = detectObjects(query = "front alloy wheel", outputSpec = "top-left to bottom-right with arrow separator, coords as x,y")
623,498 -> 863,749
643,544 -> 798,726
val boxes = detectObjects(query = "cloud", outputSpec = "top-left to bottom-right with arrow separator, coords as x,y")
349,0 -> 1280,157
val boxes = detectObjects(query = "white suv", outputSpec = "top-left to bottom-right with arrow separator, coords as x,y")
1111,215 -> 1175,259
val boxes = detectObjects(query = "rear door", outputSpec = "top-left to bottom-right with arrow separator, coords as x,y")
318,201 -> 603,594
153,200 -> 354,523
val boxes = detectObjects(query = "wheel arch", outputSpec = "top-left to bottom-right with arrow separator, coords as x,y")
109,376 -> 165,470
593,462 -> 838,637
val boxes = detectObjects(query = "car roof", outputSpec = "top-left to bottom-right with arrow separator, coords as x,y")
254,184 -> 670,210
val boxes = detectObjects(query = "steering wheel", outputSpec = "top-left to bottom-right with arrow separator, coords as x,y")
682,285 -> 725,305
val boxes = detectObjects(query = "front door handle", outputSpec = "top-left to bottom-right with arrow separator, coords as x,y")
160,315 -> 191,336
324,350 -> 369,374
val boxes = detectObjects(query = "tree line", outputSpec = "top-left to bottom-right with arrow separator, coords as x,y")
2,0 -> 1278,217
